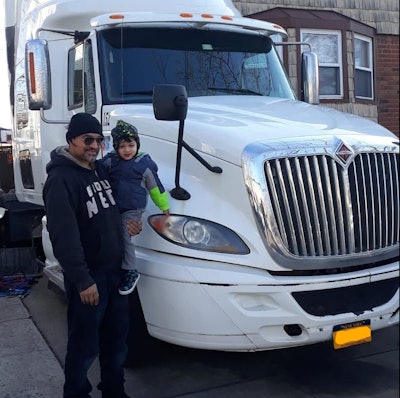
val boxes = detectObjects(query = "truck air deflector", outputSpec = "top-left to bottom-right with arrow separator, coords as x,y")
91,12 -> 287,37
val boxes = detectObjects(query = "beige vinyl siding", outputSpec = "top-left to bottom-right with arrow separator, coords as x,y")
233,0 -> 399,35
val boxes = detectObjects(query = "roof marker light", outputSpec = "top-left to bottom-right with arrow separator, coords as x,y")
201,14 -> 214,19
221,15 -> 233,21
109,14 -> 125,20
180,13 -> 193,18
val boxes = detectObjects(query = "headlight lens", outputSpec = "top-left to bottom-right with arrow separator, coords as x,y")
183,220 -> 210,245
149,215 -> 249,254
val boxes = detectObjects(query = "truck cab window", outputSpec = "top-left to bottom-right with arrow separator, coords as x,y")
67,41 -> 97,112
68,44 -> 83,108
97,28 -> 295,104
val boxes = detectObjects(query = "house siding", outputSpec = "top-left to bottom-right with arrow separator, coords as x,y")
233,0 -> 399,34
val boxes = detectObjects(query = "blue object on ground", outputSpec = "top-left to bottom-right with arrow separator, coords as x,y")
0,273 -> 42,297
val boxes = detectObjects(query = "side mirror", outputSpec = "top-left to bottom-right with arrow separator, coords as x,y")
301,51 -> 319,105
152,84 -> 222,201
25,39 -> 52,110
153,84 -> 188,121
153,84 -> 190,200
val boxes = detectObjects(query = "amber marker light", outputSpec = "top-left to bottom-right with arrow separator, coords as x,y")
201,14 -> 214,19
109,14 -> 125,20
272,24 -> 284,30
29,52 -> 36,94
221,15 -> 233,21
180,13 -> 193,18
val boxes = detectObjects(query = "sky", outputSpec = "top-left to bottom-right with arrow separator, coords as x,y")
0,0 -> 12,128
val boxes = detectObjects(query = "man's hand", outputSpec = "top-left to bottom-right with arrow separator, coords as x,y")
127,219 -> 142,236
80,283 -> 99,306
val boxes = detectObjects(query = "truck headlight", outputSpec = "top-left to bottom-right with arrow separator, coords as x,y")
149,215 -> 249,254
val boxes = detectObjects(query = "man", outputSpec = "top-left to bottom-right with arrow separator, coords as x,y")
43,113 -> 141,398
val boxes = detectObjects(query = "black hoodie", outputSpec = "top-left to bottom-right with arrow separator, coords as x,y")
43,146 -> 123,292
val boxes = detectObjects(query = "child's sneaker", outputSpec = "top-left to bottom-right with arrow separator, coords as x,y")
119,270 -> 140,295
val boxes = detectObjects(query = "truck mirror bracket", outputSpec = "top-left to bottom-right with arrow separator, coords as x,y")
153,84 -> 223,201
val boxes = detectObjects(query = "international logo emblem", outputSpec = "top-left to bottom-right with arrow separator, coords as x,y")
335,140 -> 353,165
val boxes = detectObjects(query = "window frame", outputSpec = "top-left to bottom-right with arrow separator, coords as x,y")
300,29 -> 344,100
67,43 -> 84,110
354,33 -> 374,100
67,40 -> 97,113
247,8 -> 378,104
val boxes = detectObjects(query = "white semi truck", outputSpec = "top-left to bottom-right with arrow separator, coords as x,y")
4,0 -> 399,354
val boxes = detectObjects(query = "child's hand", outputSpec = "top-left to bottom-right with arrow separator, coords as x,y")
127,219 -> 142,236
163,209 -> 170,216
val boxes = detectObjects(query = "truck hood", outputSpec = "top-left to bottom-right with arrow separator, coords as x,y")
111,96 -> 397,166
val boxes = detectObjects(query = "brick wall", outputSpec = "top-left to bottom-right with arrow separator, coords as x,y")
375,35 -> 400,136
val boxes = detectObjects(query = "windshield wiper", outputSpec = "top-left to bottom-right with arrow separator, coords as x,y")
120,90 -> 153,95
208,87 -> 263,96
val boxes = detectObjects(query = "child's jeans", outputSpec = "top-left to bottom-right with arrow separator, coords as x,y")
120,209 -> 144,271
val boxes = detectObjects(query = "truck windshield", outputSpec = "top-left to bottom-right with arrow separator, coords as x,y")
97,27 -> 295,104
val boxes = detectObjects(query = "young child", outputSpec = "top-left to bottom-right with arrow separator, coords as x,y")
101,120 -> 170,295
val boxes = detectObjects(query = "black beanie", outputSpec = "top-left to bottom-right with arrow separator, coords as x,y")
66,113 -> 103,142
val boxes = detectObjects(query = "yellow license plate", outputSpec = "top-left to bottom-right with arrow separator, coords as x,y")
333,320 -> 372,350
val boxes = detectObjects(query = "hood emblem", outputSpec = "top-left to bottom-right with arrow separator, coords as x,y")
335,141 -> 353,165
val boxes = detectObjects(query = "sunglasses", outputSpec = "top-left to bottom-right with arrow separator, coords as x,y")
79,136 -> 105,145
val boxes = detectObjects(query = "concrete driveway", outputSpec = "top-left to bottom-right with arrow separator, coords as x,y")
24,275 -> 399,398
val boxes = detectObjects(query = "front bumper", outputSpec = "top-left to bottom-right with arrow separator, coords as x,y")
137,249 -> 399,351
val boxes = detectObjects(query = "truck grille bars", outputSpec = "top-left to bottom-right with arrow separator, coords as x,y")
265,152 -> 399,256
243,137 -> 400,270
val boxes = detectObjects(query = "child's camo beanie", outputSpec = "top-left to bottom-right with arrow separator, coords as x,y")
111,120 -> 140,151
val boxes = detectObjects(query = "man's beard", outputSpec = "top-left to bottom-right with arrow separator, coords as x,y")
83,150 -> 99,164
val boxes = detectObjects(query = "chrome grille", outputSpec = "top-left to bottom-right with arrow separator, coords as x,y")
243,136 -> 400,269
264,152 -> 399,257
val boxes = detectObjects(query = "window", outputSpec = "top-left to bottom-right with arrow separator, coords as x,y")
68,44 -> 84,108
354,34 -> 373,99
67,41 -> 97,112
301,30 -> 343,99
97,27 -> 295,103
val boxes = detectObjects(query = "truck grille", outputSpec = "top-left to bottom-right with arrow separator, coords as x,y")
265,152 -> 399,256
243,136 -> 400,269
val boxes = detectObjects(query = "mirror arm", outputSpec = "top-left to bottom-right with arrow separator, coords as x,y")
170,120 -> 191,200
182,141 -> 222,174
